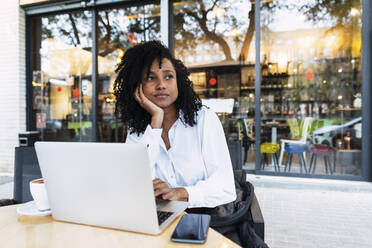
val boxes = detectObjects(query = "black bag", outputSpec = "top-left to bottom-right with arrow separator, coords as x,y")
186,170 -> 269,248
0,199 -> 14,207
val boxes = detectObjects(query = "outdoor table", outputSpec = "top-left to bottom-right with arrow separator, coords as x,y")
0,204 -> 240,248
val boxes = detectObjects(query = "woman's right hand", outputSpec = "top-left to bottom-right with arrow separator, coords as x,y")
135,84 -> 164,129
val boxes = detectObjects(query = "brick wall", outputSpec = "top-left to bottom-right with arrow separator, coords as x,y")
0,1 -> 26,173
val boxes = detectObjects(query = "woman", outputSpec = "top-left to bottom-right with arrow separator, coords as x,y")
114,40 -> 236,208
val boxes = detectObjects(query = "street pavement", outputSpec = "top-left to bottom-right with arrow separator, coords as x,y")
0,173 -> 13,199
248,174 -> 372,248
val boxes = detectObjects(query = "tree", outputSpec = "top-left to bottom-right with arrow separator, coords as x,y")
41,5 -> 160,57
298,0 -> 361,57
174,0 -> 282,62
97,6 -> 160,56
42,12 -> 91,48
180,0 -> 234,60
41,0 -> 361,64
41,1 -> 282,63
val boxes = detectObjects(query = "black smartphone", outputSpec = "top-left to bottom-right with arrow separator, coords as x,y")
171,214 -> 211,244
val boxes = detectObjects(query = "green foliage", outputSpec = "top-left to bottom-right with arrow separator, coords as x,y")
298,0 -> 361,25
39,0 -> 361,63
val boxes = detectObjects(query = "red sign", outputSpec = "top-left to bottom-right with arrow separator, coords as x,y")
305,72 -> 314,80
73,88 -> 80,98
209,77 -> 217,86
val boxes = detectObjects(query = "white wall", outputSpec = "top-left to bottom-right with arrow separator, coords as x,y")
0,1 -> 26,173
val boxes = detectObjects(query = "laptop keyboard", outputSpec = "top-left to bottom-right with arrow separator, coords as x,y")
157,211 -> 173,225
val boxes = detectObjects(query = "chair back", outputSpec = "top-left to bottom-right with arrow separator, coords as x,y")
243,118 -> 255,140
299,117 -> 313,142
287,118 -> 300,138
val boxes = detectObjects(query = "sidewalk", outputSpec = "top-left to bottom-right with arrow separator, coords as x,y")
248,174 -> 372,248
0,173 -> 13,199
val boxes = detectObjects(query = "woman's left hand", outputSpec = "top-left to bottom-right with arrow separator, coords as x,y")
153,179 -> 189,202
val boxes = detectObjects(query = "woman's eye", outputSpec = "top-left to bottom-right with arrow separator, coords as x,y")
146,76 -> 155,81
165,74 -> 174,80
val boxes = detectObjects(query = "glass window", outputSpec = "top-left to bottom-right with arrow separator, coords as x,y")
30,3 -> 160,143
174,0 -> 257,168
174,0 -> 255,66
31,11 -> 93,141
174,0 -> 362,176
259,1 -> 362,176
27,1 -> 363,178
97,3 -> 160,142
189,72 -> 206,98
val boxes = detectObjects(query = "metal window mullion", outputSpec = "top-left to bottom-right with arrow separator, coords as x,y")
160,0 -> 173,52
26,16 -> 33,131
362,0 -> 372,181
254,0 -> 261,171
168,0 -> 173,53
92,9 -> 98,142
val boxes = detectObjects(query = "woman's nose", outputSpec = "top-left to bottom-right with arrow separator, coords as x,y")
156,79 -> 166,89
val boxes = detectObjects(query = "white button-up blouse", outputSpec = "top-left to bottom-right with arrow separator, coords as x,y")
126,107 -> 236,208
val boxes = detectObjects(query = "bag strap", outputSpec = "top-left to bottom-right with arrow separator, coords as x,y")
233,170 -> 246,185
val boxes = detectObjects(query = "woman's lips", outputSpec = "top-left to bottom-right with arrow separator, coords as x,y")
154,94 -> 169,99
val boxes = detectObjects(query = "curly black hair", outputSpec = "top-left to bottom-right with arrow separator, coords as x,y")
114,40 -> 202,135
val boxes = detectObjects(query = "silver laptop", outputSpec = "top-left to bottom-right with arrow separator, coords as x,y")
35,141 -> 188,235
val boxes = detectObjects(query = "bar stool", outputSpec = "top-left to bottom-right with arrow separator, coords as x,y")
284,144 -> 308,173
261,142 -> 280,172
309,144 -> 334,174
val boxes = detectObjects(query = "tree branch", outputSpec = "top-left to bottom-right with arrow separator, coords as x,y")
184,8 -> 233,60
98,13 -> 111,35
238,0 -> 255,62
68,14 -> 80,46
105,11 -> 111,41
206,0 -> 219,13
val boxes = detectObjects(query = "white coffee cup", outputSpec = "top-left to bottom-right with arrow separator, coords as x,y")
29,178 -> 50,211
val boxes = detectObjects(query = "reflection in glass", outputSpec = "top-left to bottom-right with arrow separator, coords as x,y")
175,0 -> 362,177
31,11 -> 93,142
175,0 -> 258,167
259,1 -> 362,176
174,0 -> 255,66
97,4 -> 160,142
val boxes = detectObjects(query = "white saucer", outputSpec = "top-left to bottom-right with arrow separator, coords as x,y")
16,201 -> 52,217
